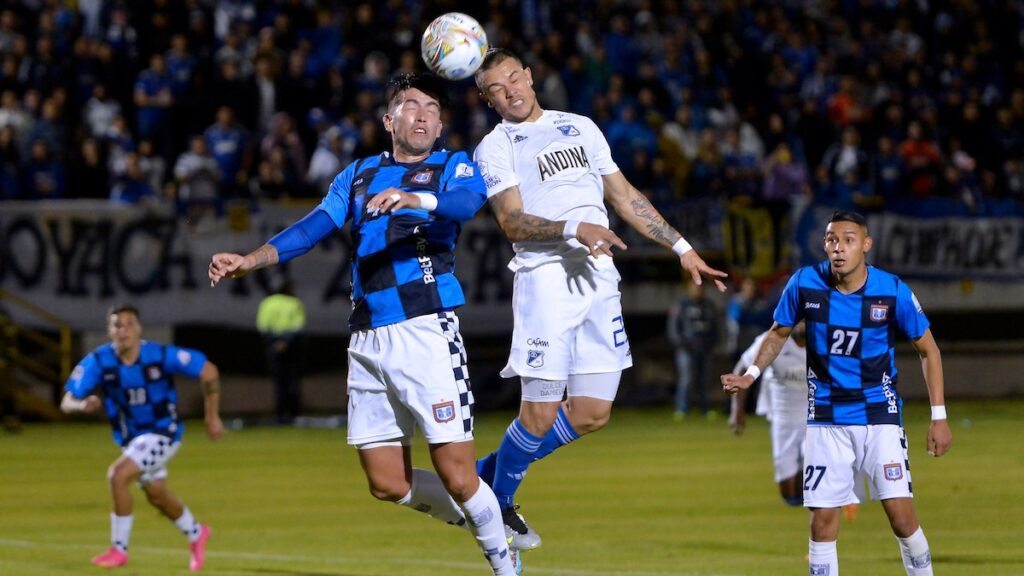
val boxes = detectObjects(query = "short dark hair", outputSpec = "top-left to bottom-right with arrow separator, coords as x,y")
474,47 -> 524,89
386,73 -> 448,111
107,304 -> 140,320
828,209 -> 867,228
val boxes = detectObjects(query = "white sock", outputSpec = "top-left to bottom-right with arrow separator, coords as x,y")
459,482 -> 516,576
809,539 -> 839,576
897,527 -> 933,575
111,513 -> 133,552
173,507 -> 202,543
396,468 -> 469,529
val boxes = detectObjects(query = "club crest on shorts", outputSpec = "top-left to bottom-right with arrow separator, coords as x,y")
884,463 -> 903,481
871,304 -> 889,321
413,170 -> 433,184
432,401 -> 455,423
527,349 -> 545,368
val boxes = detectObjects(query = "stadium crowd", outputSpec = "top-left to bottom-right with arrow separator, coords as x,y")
0,0 -> 1021,219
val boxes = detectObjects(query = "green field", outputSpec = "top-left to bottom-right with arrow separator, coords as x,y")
1,401 -> 1022,575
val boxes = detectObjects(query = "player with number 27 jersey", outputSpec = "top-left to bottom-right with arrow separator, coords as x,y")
773,259 -> 930,426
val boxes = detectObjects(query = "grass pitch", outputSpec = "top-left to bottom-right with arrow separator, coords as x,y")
1,401 -> 1021,575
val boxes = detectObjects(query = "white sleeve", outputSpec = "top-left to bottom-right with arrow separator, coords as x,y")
473,131 -> 519,198
584,116 -> 619,175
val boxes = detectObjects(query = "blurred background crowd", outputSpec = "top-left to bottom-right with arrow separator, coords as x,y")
0,0 -> 1021,220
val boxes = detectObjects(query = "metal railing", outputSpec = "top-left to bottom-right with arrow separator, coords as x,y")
0,288 -> 72,405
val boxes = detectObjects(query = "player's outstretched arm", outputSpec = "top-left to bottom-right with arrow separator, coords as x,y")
911,329 -> 951,457
601,171 -> 727,291
199,360 -> 224,440
60,391 -> 102,414
721,323 -> 792,394
488,185 -> 626,257
209,244 -> 278,286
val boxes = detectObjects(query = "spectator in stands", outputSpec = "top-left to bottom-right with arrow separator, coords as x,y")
204,106 -> 249,198
111,152 -> 155,205
306,126 -> 343,193
70,137 -> 109,200
173,135 -> 220,219
133,54 -> 174,157
821,127 -> 869,184
257,279 -> 306,425
22,140 -> 64,200
899,121 -> 943,199
83,84 -> 121,139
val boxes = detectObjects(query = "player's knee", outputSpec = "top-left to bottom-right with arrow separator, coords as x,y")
889,515 -> 919,538
107,463 -> 134,486
367,478 -> 409,502
144,489 -> 166,508
809,509 -> 840,540
572,409 -> 611,434
439,471 -> 476,502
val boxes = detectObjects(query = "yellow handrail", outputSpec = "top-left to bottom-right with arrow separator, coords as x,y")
0,288 -> 74,383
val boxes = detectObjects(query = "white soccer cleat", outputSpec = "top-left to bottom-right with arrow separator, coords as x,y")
502,506 -> 542,550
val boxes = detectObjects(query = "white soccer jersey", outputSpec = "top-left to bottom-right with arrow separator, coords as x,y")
473,109 -> 620,271
735,332 -> 807,425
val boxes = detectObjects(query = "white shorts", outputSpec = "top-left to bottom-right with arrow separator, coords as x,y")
122,433 -> 180,486
347,312 -> 474,447
502,257 -> 633,381
802,425 -> 913,508
771,419 -> 805,483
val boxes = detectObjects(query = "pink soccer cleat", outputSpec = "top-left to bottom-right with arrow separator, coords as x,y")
91,547 -> 128,568
188,525 -> 211,572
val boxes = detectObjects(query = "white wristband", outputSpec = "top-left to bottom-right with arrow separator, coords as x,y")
743,365 -> 761,380
931,405 -> 947,421
563,220 -> 581,240
412,193 -> 437,211
672,238 -> 693,256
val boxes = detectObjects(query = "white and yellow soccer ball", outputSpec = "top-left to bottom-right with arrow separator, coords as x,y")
420,12 -> 489,81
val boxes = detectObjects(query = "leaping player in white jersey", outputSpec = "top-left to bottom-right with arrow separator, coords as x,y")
472,48 -> 728,549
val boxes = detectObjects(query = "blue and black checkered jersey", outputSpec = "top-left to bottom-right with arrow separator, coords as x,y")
318,150 -> 486,330
65,341 -> 207,445
774,261 -> 930,426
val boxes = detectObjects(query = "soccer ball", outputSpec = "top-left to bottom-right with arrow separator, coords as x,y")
420,12 -> 489,81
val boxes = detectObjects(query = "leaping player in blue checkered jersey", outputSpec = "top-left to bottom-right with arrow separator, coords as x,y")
61,304 -> 223,571
208,73 -> 520,575
721,210 -> 953,576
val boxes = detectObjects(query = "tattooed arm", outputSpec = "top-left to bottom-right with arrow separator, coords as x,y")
602,171 -> 727,290
488,185 -> 626,256
720,323 -> 793,393
208,244 -> 279,286
602,170 -> 682,248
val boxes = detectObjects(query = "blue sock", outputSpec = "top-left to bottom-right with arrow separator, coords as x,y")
532,405 -> 580,462
476,451 -> 497,486
491,419 -> 543,510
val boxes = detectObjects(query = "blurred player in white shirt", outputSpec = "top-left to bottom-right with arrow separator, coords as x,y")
730,322 -> 862,519
472,48 -> 727,548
